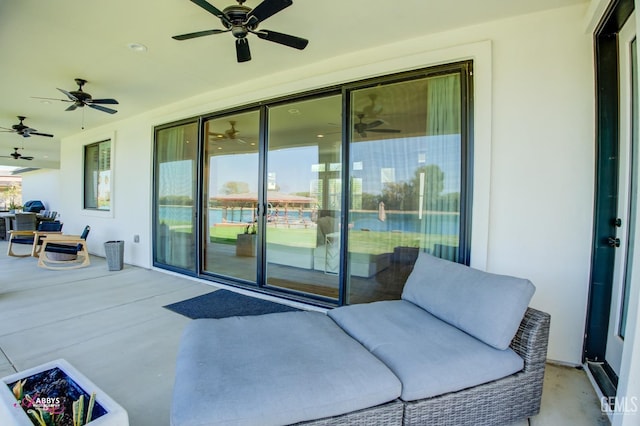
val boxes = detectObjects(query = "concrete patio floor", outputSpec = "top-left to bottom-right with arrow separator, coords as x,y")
0,240 -> 610,425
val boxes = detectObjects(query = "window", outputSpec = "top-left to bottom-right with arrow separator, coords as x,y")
84,139 -> 112,210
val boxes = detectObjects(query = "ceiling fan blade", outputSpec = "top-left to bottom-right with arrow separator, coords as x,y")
65,104 -> 78,112
189,0 -> 231,25
29,132 -> 54,138
369,128 -> 402,133
172,29 -> 228,40
32,96 -> 72,103
236,38 -> 251,63
57,88 -> 78,102
364,120 -> 384,130
0,127 -> 13,132
88,98 -> 120,105
88,103 -> 118,114
21,156 -> 34,160
248,0 -> 292,24
254,29 -> 308,50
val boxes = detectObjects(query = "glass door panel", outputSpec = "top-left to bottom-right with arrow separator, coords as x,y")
606,17 -> 637,375
203,111 -> 260,283
348,74 -> 463,304
154,122 -> 198,272
620,37 -> 637,339
264,95 -> 342,300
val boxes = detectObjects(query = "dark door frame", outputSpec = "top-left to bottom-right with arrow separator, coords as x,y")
584,0 -> 634,388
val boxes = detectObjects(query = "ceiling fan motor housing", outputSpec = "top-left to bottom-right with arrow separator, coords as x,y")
223,5 -> 255,38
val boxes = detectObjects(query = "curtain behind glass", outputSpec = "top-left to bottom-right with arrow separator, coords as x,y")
155,123 -> 198,271
422,74 -> 461,261
84,144 -> 99,209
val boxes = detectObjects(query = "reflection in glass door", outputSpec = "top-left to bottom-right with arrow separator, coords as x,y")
153,63 -> 471,306
203,111 -> 261,283
264,95 -> 342,300
347,71 -> 465,304
154,121 -> 198,272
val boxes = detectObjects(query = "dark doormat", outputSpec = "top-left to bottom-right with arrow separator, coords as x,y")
163,289 -> 300,319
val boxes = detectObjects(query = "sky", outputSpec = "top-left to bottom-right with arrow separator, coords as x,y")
0,166 -> 19,175
161,135 -> 462,197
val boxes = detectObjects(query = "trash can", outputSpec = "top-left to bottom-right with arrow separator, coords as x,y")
104,240 -> 124,271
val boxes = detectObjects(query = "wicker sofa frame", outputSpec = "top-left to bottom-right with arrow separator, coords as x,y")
296,307 -> 550,426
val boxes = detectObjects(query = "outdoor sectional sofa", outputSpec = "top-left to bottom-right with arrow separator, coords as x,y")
171,253 -> 550,426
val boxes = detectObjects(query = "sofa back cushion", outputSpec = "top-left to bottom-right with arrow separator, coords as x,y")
401,253 -> 535,349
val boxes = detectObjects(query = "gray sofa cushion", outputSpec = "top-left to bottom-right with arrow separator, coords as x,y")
171,311 -> 401,426
328,300 -> 524,401
401,252 -> 535,349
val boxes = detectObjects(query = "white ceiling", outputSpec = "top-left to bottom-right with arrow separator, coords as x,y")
0,0 -> 587,169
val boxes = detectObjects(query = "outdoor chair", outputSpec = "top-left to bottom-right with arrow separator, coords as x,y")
37,225 -> 91,270
7,221 -> 63,257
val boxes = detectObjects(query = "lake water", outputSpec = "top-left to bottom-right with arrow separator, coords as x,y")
159,205 -> 459,235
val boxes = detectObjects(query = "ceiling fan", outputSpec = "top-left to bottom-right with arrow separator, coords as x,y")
354,113 -> 401,138
361,94 -> 385,119
0,147 -> 33,161
0,116 -> 53,138
210,121 -> 247,143
34,78 -> 119,114
172,0 -> 308,63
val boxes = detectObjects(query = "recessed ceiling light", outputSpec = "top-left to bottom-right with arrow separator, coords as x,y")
316,134 -> 324,138
40,100 -> 51,105
288,108 -> 300,115
127,43 -> 148,52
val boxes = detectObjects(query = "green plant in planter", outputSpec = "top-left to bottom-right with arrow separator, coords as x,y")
72,393 -> 96,426
26,396 -> 62,426
12,379 -> 25,400
11,378 -> 97,426
244,221 -> 257,235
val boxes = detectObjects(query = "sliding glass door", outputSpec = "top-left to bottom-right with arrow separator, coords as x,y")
264,95 -> 342,301
203,110 -> 260,283
153,62 -> 472,305
346,70 -> 468,304
154,121 -> 198,272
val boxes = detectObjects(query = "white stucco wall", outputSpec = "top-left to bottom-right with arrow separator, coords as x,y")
20,169 -> 61,213
25,4 -> 594,364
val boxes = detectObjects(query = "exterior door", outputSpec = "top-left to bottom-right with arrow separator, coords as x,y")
263,95 -> 343,302
606,14 -> 637,376
203,110 -> 261,284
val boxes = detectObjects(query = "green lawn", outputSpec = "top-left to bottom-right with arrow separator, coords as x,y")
209,225 -> 457,255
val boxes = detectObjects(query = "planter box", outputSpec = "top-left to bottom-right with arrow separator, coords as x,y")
0,359 -> 128,426
236,233 -> 256,257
